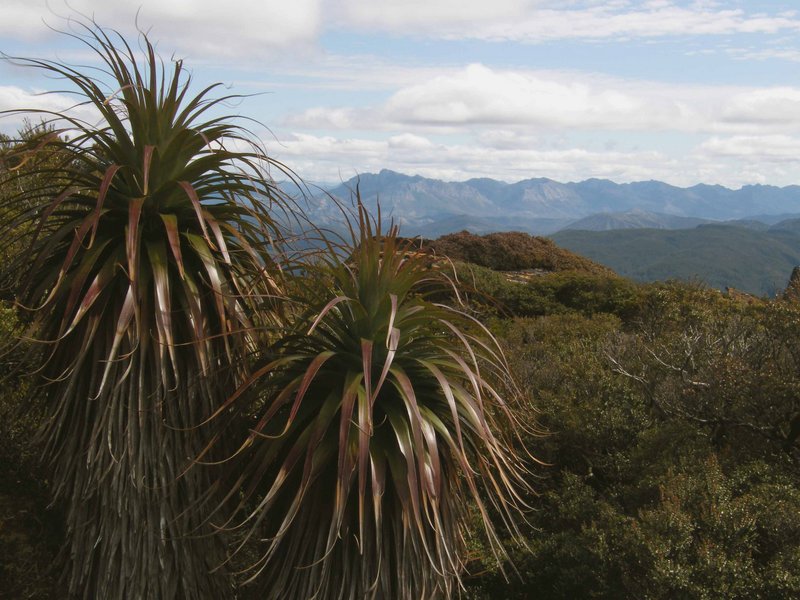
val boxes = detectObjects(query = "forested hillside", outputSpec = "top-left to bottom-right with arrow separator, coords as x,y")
552,223 -> 800,296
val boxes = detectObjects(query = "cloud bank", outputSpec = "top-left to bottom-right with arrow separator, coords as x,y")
338,0 -> 800,42
286,64 -> 800,135
0,0 -> 322,59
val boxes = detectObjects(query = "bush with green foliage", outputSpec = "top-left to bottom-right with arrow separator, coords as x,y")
0,303 -> 62,599
455,262 -> 640,319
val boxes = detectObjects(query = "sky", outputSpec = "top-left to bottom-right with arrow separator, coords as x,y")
2,0 -> 800,188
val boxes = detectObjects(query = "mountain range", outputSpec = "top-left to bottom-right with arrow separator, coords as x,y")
290,170 -> 800,295
301,170 -> 800,235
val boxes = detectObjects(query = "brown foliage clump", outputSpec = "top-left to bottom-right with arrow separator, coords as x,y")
424,230 -> 614,275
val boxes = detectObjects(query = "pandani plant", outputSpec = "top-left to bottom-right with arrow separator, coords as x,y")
1,20 -> 535,600
214,204 -> 533,599
0,22 -> 292,599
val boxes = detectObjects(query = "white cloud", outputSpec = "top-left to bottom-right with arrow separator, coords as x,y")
0,85 -> 99,133
274,131 -> 665,185
338,0 -> 530,30
282,64 -> 800,136
387,133 -> 435,150
273,130 -> 800,189
6,1 -> 800,68
14,0 -> 795,50
720,88 -> 800,125
238,55 -> 451,94
337,0 -> 800,42
699,135 -> 800,161
383,64 -> 656,129
477,129 -> 544,150
286,64 -> 684,132
728,47 -> 800,63
0,0 -> 322,59
0,1 -> 54,39
285,107 -> 361,129
12,0 -> 795,51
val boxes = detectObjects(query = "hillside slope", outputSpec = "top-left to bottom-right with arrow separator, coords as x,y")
552,224 -> 800,296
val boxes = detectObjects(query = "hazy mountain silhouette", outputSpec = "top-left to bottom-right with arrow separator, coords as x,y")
305,170 -> 800,235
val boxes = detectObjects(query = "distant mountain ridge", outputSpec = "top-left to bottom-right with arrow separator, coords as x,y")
302,170 -> 800,235
562,209 -> 713,231
294,170 -> 800,295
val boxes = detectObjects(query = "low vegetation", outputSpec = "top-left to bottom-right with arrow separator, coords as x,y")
464,281 -> 800,599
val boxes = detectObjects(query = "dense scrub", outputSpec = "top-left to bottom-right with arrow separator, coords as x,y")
455,262 -> 639,319
465,281 -> 800,599
0,304 -> 61,599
